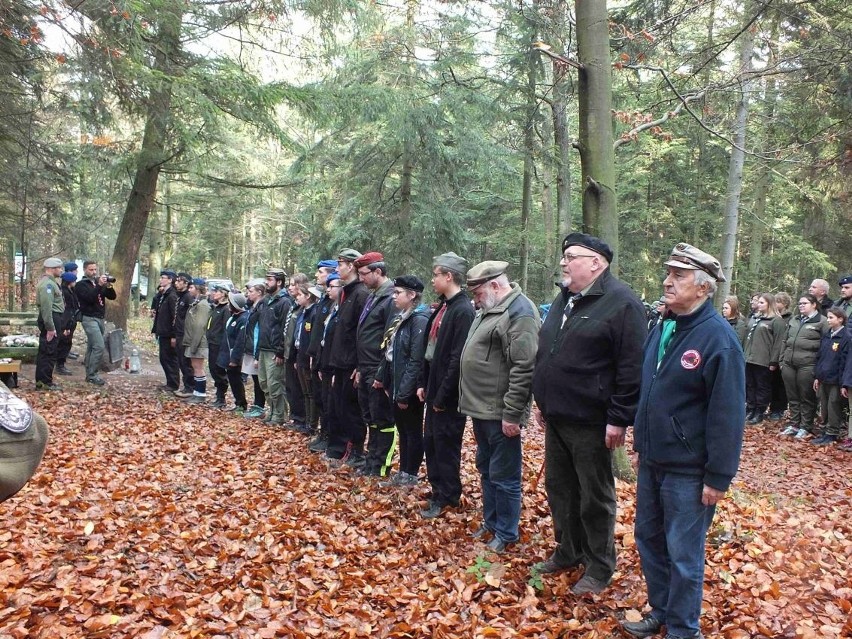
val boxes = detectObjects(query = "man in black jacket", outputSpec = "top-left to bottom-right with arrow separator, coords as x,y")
155,270 -> 180,391
532,233 -> 646,595
76,260 -> 117,386
256,268 -> 293,425
207,284 -> 231,408
172,272 -> 195,397
353,251 -> 396,477
326,248 -> 369,464
306,260 -> 338,452
416,252 -> 474,519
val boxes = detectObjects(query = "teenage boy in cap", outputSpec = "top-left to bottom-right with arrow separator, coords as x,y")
256,268 -> 294,425
155,270 -> 180,391
837,275 -> 852,328
622,243 -> 745,639
353,251 -> 396,477
172,272 -> 196,397
306,261 -> 338,451
459,260 -> 540,553
377,275 -> 429,486
417,252 -> 475,518
35,258 -> 66,390
62,262 -> 81,360
206,283 -> 231,408
532,232 -> 646,595
326,249 -> 370,464
56,271 -> 80,376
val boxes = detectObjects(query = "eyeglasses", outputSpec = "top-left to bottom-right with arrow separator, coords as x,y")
562,253 -> 597,262
357,269 -> 372,277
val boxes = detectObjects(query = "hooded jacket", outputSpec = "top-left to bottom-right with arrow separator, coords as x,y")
218,311 -> 247,369
634,299 -> 746,492
183,298 -> 211,352
255,289 -> 293,356
458,285 -> 540,424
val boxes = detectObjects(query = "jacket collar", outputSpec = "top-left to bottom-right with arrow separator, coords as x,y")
561,268 -> 612,303
670,298 -> 716,330
481,283 -> 523,315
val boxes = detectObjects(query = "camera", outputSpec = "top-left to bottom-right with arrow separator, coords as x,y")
104,275 -> 117,283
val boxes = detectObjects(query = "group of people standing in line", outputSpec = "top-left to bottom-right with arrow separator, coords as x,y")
717,277 -> 852,450
149,234 -> 752,639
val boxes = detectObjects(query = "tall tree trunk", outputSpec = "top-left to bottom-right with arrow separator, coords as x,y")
576,0 -> 618,273
106,8 -> 182,330
551,2 -> 573,245
718,8 -> 756,302
147,201 -> 164,302
519,48 -> 538,292
540,101 -> 556,295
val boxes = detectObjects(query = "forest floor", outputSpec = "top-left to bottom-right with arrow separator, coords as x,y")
1,322 -> 851,638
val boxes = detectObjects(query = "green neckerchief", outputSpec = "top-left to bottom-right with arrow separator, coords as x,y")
657,318 -> 676,368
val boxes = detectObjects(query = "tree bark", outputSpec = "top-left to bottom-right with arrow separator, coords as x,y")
717,8 -> 756,302
576,0 -> 618,273
106,8 -> 183,330
519,48 -> 538,293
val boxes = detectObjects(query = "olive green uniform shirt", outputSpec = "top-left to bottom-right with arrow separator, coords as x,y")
36,274 -> 65,331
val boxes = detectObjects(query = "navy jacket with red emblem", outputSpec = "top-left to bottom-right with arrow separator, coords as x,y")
633,299 -> 745,492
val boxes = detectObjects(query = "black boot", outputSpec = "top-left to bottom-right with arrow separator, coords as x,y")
748,408 -> 764,425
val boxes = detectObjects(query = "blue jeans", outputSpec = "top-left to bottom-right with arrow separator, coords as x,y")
472,419 -> 522,544
635,463 -> 716,638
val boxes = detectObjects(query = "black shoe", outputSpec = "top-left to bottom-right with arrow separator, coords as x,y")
67,352 -> 80,360
308,435 -> 328,453
745,408 -> 756,422
35,381 -> 61,391
813,434 -> 837,446
747,412 -> 764,425
621,613 -> 663,638
345,452 -> 366,469
55,366 -> 73,376
768,411 -> 784,421
533,552 -> 580,575
86,377 -> 106,386
420,502 -> 444,519
571,574 -> 609,595
210,399 -> 226,409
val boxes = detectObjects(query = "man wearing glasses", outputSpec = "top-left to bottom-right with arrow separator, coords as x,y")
417,252 -> 475,519
532,232 -> 646,595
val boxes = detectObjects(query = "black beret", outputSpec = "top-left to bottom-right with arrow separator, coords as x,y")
393,275 -> 424,293
839,275 -> 852,286
562,232 -> 614,263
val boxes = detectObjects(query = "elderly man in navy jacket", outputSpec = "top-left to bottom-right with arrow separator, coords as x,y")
622,243 -> 745,639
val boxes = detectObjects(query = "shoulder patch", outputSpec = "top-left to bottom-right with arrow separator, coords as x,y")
0,384 -> 34,434
681,349 -> 702,370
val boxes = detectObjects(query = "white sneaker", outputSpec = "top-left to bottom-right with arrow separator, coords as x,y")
794,428 -> 810,440
780,426 -> 798,436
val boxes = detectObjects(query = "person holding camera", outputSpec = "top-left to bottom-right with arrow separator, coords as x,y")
75,260 -> 117,386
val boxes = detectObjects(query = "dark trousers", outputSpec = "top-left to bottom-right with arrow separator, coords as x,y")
158,336 -> 179,390
423,406 -> 466,507
362,380 -> 396,476
57,323 -> 76,366
319,372 -> 334,439
36,314 -> 61,385
327,367 -> 365,459
395,400 -> 424,476
818,383 -> 844,436
251,374 -> 265,407
208,344 -> 229,401
286,357 -> 305,423
473,418 -> 522,543
297,365 -> 319,430
226,366 -> 247,409
745,363 -> 772,411
544,420 -> 616,582
175,333 -> 193,391
769,367 -> 787,413
635,463 -> 715,638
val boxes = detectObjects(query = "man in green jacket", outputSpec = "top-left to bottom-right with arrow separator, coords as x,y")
35,258 -> 66,391
459,260 -> 540,553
